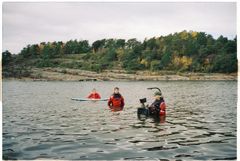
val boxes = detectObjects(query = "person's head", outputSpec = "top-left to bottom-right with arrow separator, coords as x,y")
92,88 -> 96,93
154,91 -> 162,100
114,87 -> 119,94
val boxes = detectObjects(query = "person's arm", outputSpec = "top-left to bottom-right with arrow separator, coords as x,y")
160,102 -> 166,111
96,93 -> 101,99
88,93 -> 93,98
149,101 -> 155,108
121,96 -> 125,108
108,96 -> 112,107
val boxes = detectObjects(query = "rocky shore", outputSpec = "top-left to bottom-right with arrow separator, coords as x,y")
3,67 -> 237,81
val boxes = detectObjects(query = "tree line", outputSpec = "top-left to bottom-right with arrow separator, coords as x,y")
2,30 -> 237,73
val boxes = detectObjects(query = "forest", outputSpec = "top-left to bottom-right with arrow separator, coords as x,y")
2,30 -> 237,77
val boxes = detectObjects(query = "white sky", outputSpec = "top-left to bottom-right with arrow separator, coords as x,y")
2,2 -> 237,54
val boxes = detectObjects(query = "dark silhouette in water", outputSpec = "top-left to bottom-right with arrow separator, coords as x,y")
137,110 -> 166,123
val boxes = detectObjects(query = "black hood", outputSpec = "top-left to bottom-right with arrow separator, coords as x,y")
113,93 -> 122,98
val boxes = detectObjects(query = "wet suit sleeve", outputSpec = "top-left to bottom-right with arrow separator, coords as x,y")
96,93 -> 101,99
150,101 -> 155,108
88,94 -> 93,99
121,96 -> 125,108
160,99 -> 166,110
108,96 -> 113,107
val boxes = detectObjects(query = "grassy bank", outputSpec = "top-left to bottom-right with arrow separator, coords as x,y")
3,67 -> 237,81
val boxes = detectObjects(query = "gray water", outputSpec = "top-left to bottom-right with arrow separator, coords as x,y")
3,80 -> 237,160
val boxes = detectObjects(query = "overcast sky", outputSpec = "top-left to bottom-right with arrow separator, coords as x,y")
2,2 -> 236,54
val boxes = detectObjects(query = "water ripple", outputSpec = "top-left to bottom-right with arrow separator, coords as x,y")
3,81 -> 237,160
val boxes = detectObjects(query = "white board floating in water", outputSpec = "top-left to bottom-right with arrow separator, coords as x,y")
71,98 -> 108,101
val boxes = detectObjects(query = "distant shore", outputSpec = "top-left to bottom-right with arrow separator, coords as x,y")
3,67 -> 237,81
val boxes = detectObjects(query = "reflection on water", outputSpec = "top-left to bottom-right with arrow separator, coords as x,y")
3,81 -> 237,160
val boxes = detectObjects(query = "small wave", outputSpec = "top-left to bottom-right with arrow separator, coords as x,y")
145,146 -> 178,151
213,157 -> 237,160
175,154 -> 193,158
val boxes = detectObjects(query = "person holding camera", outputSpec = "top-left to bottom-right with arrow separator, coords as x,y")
148,91 -> 166,116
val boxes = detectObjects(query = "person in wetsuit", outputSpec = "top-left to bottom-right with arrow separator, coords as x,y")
87,88 -> 101,99
148,91 -> 166,116
108,87 -> 125,111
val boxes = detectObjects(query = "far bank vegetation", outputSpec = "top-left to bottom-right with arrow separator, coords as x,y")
2,30 -> 237,78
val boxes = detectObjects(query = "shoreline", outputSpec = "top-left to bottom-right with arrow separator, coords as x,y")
2,67 -> 237,81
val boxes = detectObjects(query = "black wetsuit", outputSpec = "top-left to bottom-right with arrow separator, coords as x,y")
149,98 -> 164,115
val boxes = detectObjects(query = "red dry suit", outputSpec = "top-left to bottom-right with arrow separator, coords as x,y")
87,93 -> 101,99
108,93 -> 125,110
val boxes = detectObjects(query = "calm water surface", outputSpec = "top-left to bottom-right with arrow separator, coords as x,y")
3,81 -> 237,160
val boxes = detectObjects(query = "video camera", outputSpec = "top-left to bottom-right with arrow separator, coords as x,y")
138,98 -> 149,118
139,98 -> 147,104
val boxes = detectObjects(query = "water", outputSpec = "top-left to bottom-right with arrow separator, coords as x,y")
3,80 -> 237,160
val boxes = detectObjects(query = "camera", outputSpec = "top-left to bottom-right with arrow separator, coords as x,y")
139,98 -> 147,104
